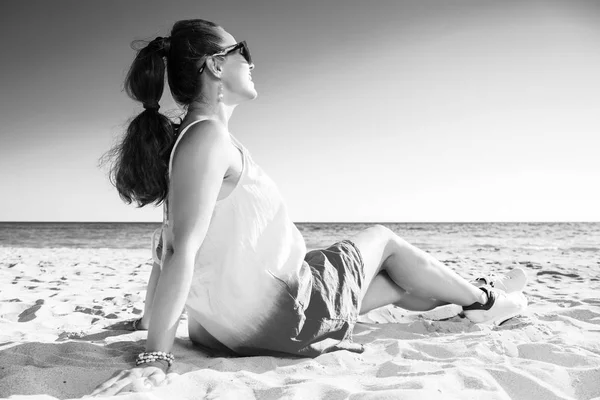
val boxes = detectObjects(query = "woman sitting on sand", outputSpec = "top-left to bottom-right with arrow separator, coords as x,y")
95,19 -> 527,394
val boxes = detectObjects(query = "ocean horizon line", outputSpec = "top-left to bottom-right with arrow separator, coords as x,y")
1,220 -> 598,224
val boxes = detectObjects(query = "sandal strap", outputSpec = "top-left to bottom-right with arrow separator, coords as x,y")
474,274 -> 497,287
132,317 -> 142,331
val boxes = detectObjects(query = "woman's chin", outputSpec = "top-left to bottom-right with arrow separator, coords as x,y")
229,87 -> 258,104
244,86 -> 258,100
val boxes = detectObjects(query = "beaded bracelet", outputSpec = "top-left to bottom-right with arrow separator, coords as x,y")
135,351 -> 175,367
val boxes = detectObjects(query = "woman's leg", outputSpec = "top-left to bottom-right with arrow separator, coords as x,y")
359,271 -> 449,314
351,225 -> 486,315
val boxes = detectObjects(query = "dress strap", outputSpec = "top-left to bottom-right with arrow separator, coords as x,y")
161,117 -> 212,232
160,119 -> 246,248
229,133 -> 246,155
168,117 -> 212,180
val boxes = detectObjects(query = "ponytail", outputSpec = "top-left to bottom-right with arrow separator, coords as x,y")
102,20 -> 225,207
107,37 -> 175,207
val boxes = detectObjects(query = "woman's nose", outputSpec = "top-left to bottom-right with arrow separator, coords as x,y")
249,62 -> 255,71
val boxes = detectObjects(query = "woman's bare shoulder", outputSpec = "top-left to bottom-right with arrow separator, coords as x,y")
176,119 -> 230,154
168,120 -> 233,246
170,119 -> 232,176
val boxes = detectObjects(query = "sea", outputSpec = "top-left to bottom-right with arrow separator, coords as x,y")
0,222 -> 599,256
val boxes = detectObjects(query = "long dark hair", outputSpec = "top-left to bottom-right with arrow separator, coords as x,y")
103,19 -> 225,207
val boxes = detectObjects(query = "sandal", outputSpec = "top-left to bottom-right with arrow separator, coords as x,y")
131,317 -> 145,331
473,268 -> 528,293
463,285 -> 528,326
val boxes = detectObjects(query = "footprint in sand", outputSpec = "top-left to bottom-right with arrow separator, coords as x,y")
582,298 -> 600,306
537,270 -> 580,279
17,299 -> 45,322
519,261 -> 543,270
559,308 -> 600,325
6,298 -> 22,303
74,306 -> 106,317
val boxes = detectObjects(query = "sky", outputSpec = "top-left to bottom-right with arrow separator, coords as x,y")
1,0 -> 599,222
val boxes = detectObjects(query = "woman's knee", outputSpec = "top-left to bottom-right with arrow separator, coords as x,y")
361,226 -> 418,276
366,224 -> 407,252
371,223 -> 390,234
351,225 -> 399,282
353,225 -> 390,249
362,224 -> 395,242
355,224 -> 404,251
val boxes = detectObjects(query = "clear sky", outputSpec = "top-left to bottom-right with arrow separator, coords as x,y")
1,0 -> 599,222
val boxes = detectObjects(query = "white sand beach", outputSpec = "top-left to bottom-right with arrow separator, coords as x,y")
1,246 -> 599,399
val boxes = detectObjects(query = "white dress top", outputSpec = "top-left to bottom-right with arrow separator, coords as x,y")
152,118 -> 307,351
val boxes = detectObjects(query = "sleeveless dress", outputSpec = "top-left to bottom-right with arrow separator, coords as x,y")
150,118 -> 366,357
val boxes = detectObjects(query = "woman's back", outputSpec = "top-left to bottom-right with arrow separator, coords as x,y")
160,118 -> 309,353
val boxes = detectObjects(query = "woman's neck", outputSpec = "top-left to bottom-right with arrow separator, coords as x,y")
186,102 -> 237,130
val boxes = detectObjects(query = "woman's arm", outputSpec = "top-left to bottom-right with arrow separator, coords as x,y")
91,121 -> 232,396
135,260 -> 161,330
145,120 -> 232,353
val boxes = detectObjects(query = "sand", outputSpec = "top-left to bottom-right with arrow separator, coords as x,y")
1,246 -> 599,400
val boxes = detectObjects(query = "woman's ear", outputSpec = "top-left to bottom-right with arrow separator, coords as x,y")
205,56 -> 224,78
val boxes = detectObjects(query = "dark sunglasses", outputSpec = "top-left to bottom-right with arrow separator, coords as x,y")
197,41 -> 253,74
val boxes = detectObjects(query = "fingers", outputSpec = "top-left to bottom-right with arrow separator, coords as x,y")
146,371 -> 165,387
162,372 -> 181,386
90,369 -> 139,396
90,378 -> 155,396
91,377 -> 134,397
123,378 -> 154,393
90,370 -> 128,395
89,367 -> 167,396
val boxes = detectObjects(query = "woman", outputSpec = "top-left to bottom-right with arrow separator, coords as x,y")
94,19 -> 527,394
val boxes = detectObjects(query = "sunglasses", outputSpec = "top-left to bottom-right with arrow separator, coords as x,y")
198,41 -> 253,74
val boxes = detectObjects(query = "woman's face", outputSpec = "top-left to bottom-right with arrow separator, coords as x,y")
218,30 -> 257,104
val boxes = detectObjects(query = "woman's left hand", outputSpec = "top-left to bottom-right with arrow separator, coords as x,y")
89,365 -> 171,396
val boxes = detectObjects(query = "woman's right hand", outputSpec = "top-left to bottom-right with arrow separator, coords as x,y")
89,365 -> 170,396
